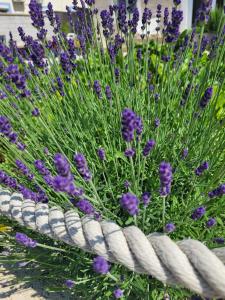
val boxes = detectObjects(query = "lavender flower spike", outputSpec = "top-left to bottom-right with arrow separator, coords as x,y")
15,232 -> 37,248
159,162 -> 173,196
143,139 -> 155,156
195,161 -> 209,176
76,199 -> 94,215
200,87 -> 213,109
120,192 -> 139,215
113,288 -> 124,298
93,256 -> 110,274
65,280 -> 75,288
54,153 -> 71,176
208,183 -> 225,198
74,153 -> 92,181
191,206 -> 206,220
142,192 -> 151,207
165,223 -> 176,233
97,148 -> 105,161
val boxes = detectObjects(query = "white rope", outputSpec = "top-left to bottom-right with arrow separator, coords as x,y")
1,188 -> 225,298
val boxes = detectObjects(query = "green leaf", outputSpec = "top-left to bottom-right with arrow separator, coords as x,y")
125,217 -> 134,226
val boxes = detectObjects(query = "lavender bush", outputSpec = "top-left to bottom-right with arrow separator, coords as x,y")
0,0 -> 225,299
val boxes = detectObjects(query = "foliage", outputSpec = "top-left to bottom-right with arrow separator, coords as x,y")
0,0 -> 225,299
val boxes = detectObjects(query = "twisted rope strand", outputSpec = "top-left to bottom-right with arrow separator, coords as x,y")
1,188 -> 225,298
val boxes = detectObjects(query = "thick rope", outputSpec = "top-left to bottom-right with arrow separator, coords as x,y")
1,188 -> 225,298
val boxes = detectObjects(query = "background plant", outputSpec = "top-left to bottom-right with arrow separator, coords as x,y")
0,0 -> 225,299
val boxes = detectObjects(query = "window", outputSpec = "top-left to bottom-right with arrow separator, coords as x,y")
0,2 -> 12,13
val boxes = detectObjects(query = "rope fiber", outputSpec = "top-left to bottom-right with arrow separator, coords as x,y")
1,188 -> 225,298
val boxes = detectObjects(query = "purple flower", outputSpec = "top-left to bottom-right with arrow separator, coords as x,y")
121,108 -> 142,142
8,132 -> 18,144
143,139 -> 155,156
74,153 -> 92,181
182,148 -> 188,158
129,7 -> 139,34
208,183 -> 225,198
213,237 -> 224,244
114,68 -> 120,83
195,161 -> 209,176
93,256 -> 110,274
32,107 -> 40,117
64,183 -> 83,197
54,153 -> 71,176
164,8 -> 183,43
52,174 -> 73,192
149,84 -> 154,91
60,52 -> 72,74
67,38 -> 76,59
15,232 -> 37,248
17,142 -> 26,151
29,0 -> 45,28
0,115 -> 12,136
114,33 -> 124,50
0,170 -> 18,189
142,7 -> 152,26
34,160 -> 50,176
137,48 -> 142,62
161,55 -> 170,63
199,87 -> 213,109
85,0 -> 95,6
113,288 -> 124,299
117,2 -> 128,34
120,192 -> 139,216
93,80 -> 102,98
165,223 -> 176,233
97,148 -> 105,161
105,85 -> 112,100
100,9 -> 114,38
195,0 -> 213,23
56,77 -> 65,97
173,0 -> 181,5
206,218 -> 216,228
163,8 -> 169,26
124,148 -> 135,158
124,180 -> 130,189
76,199 -> 94,214
155,118 -> 160,128
65,279 -> 75,289
44,147 -> 49,155
135,116 -> 143,136
142,192 -> 151,207
15,160 -> 34,181
46,2 -> 55,26
77,35 -> 86,56
30,40 -> 46,69
159,162 -> 173,196
0,90 -> 7,100
191,206 -> 206,220
18,26 -> 26,42
43,175 -> 53,187
37,28 -> 47,40
121,108 -> 136,142
94,211 -> 102,221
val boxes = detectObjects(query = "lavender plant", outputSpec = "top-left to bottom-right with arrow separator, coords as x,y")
0,0 -> 225,299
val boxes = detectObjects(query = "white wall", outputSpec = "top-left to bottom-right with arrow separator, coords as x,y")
0,0 -> 82,14
180,0 -> 193,31
0,13 -> 54,47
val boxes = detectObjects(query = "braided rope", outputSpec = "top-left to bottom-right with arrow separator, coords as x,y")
1,188 -> 225,298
